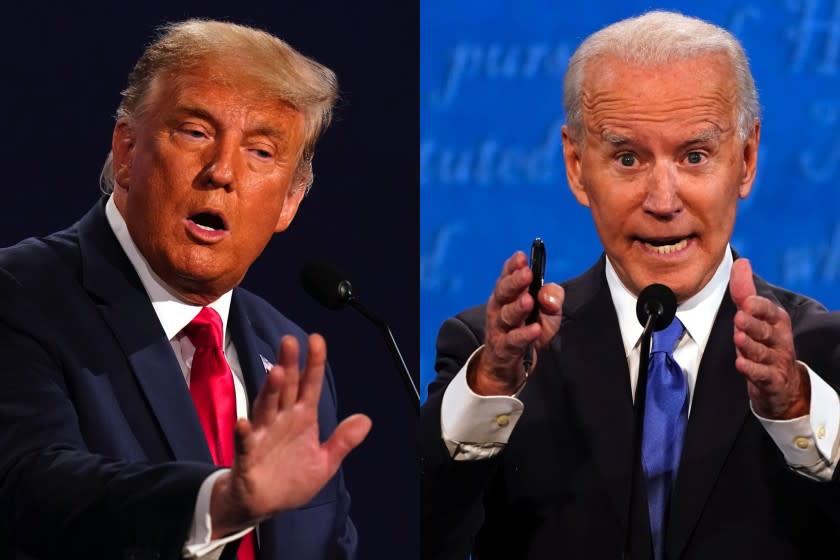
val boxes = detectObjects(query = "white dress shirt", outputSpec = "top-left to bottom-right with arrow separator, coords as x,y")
441,248 -> 840,481
105,196 -> 254,559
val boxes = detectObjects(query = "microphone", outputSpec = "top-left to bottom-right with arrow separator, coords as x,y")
625,283 -> 677,558
300,261 -> 420,413
301,261 -> 353,310
635,283 -> 677,333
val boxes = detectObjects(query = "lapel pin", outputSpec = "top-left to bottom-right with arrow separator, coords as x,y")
260,355 -> 274,374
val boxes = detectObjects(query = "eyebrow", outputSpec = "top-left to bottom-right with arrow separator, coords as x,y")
174,105 -> 218,126
173,106 -> 288,142
601,130 -> 632,145
680,128 -> 722,145
600,128 -> 722,147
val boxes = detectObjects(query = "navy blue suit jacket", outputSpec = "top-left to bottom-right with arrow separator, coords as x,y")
0,200 -> 356,559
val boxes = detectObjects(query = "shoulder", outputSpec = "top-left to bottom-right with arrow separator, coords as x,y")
753,273 -> 828,320
0,223 -> 82,291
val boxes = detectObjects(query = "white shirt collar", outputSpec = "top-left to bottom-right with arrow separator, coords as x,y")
104,195 -> 232,341
605,247 -> 733,357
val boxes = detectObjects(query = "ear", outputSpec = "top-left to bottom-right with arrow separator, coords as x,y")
112,119 -> 136,189
273,183 -> 307,233
738,119 -> 761,199
562,124 -> 590,207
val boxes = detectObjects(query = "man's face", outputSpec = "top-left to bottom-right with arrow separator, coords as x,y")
562,53 -> 759,303
112,65 -> 307,304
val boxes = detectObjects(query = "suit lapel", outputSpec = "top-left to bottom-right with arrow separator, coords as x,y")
553,258 -> 637,527
78,201 -> 212,463
227,292 -> 293,558
227,291 -> 276,414
666,292 -> 748,557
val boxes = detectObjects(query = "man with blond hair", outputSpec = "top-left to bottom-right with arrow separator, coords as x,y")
421,11 -> 840,559
0,20 -> 369,560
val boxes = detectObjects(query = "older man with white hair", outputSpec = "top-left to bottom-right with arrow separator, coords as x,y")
421,11 -> 840,560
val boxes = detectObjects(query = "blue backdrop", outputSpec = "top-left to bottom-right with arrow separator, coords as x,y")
421,0 -> 840,400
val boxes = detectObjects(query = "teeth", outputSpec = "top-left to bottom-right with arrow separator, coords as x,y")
644,238 -> 688,254
194,222 -> 217,232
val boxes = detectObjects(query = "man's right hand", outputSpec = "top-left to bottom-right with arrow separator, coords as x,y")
209,334 -> 372,538
471,251 -> 564,396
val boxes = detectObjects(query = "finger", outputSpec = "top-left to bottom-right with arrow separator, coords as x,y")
537,285 -> 564,347
251,364 -> 284,426
537,283 -> 564,316
233,418 -> 253,467
492,265 -> 532,308
484,322 -> 540,370
733,309 -> 775,344
741,299 -> 789,330
734,355 -> 774,386
500,322 -> 542,354
299,333 -> 327,407
733,328 -> 772,364
501,251 -> 528,278
488,253 -> 528,312
323,413 -> 372,471
277,336 -> 300,409
497,291 -> 534,331
729,258 -> 756,308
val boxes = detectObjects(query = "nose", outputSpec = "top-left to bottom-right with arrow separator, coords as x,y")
642,161 -> 683,218
202,137 -> 237,190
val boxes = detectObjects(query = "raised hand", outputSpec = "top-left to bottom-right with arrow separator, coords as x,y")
210,334 -> 372,537
472,251 -> 564,396
729,258 -> 810,419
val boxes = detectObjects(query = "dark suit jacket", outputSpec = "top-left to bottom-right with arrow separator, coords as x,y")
0,200 -> 356,560
421,256 -> 840,559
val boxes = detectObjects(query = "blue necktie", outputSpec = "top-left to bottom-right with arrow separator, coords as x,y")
642,317 -> 687,560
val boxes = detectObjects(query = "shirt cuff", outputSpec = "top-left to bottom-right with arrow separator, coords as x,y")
754,361 -> 840,481
440,346 -> 525,461
183,469 -> 255,558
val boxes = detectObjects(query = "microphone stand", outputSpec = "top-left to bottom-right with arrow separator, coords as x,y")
347,297 -> 420,414
624,310 -> 657,558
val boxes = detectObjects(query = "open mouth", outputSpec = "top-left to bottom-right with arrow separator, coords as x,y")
188,211 -> 228,232
636,235 -> 693,255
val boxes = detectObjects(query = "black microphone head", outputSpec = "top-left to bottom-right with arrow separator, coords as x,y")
635,283 -> 677,331
300,261 -> 354,310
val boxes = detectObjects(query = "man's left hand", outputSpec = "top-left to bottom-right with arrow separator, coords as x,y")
729,258 -> 810,420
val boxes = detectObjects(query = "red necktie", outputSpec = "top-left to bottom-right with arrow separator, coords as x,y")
184,307 -> 256,560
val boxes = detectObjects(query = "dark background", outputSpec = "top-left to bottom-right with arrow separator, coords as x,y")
1,3 -> 418,558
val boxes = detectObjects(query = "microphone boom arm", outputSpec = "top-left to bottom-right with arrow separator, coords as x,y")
348,297 -> 420,414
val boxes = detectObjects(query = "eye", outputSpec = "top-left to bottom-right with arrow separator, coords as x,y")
618,153 -> 637,167
686,151 -> 706,164
179,126 -> 209,140
249,145 -> 275,160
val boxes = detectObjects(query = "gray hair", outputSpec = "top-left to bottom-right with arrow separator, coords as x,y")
100,19 -> 338,194
563,10 -> 759,141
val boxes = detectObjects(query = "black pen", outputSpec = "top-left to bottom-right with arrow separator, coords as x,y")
523,238 -> 546,376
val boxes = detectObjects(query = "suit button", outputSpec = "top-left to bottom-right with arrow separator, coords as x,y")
495,414 -> 510,427
794,436 -> 810,449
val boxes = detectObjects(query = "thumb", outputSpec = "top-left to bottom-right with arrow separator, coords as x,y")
323,413 -> 372,469
729,258 -> 756,308
537,284 -> 564,347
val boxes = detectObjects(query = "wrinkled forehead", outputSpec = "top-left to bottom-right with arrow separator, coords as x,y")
579,53 -> 739,138
139,63 -> 304,130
